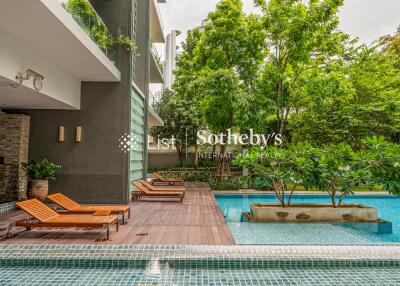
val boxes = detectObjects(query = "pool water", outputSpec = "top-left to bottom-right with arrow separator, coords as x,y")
1,265 -> 400,285
215,194 -> 400,245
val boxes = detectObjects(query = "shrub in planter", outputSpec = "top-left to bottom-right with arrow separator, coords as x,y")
310,143 -> 367,208
21,159 -> 61,201
208,176 -> 251,191
234,143 -> 316,207
309,137 -> 400,208
359,136 -> 400,195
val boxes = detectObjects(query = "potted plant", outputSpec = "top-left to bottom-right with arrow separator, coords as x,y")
21,159 -> 61,201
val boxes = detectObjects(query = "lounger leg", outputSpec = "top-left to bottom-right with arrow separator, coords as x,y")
122,212 -> 125,225
116,221 -> 119,232
106,226 -> 110,240
6,223 -> 15,238
128,209 -> 131,219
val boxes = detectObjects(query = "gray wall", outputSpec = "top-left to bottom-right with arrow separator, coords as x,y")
133,0 -> 148,95
7,0 -> 134,204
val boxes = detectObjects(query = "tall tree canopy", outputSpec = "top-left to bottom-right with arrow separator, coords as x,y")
155,0 -> 400,173
255,0 -> 348,135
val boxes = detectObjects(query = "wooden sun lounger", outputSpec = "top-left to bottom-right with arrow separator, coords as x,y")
47,193 -> 130,224
132,181 -> 184,203
151,172 -> 184,186
140,180 -> 185,193
13,199 -> 119,240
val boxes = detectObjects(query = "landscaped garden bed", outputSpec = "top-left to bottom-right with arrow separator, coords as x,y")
249,203 -> 378,222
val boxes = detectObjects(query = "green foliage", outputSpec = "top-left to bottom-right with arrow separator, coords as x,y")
195,0 -> 265,87
379,26 -> 400,57
359,136 -> 400,194
168,0 -> 400,195
234,143 -> 317,207
64,0 -> 136,56
235,137 -> 400,207
255,0 -> 348,135
310,143 -> 366,207
21,159 -> 61,181
150,89 -> 204,166
195,70 -> 240,133
290,45 -> 400,147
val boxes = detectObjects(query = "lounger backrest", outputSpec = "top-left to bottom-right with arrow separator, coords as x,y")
133,181 -> 151,194
153,172 -> 163,180
141,180 -> 155,190
47,193 -> 81,210
16,199 -> 60,222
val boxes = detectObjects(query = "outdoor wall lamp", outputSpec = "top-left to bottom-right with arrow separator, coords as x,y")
76,126 -> 82,142
59,126 -> 65,142
11,69 -> 45,91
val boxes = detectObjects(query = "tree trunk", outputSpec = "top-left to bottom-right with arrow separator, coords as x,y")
194,144 -> 199,170
215,133 -> 231,181
176,142 -> 183,167
331,191 -> 338,208
212,145 -> 216,165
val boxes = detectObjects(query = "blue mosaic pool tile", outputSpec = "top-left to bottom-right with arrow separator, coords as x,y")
0,265 -> 400,286
0,201 -> 16,215
227,222 -> 374,245
0,244 -> 399,285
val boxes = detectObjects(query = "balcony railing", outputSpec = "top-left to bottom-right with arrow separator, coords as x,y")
61,0 -> 117,63
149,91 -> 161,112
153,0 -> 165,36
151,42 -> 164,74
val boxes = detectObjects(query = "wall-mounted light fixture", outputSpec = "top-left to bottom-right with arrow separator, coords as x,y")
59,126 -> 65,142
11,69 -> 45,91
76,126 -> 82,142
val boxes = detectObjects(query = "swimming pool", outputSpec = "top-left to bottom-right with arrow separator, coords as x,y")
0,244 -> 400,286
215,194 -> 400,245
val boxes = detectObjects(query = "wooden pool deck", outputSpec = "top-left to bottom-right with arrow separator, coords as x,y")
0,183 -> 235,245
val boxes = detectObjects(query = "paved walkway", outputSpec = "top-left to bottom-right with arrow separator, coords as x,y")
0,183 -> 234,245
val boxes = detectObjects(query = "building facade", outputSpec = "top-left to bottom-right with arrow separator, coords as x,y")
163,30 -> 181,90
0,0 -> 165,204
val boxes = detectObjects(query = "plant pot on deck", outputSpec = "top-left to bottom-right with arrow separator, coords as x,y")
30,180 -> 49,201
250,203 -> 378,222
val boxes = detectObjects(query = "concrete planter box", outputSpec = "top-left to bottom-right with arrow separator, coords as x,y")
250,203 -> 378,222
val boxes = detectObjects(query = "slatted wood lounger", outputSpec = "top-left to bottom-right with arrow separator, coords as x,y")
13,199 -> 119,240
132,182 -> 184,203
140,180 -> 185,193
151,172 -> 184,186
47,193 -> 131,224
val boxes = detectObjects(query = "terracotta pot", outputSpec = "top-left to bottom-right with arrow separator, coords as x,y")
30,180 -> 49,201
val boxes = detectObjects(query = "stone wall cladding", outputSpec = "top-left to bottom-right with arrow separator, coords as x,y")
0,114 -> 30,203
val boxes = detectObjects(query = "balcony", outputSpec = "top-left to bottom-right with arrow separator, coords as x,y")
0,0 -> 121,82
150,43 -> 164,84
150,0 -> 166,43
149,91 -> 163,127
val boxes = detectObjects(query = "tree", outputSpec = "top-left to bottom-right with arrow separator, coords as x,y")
379,25 -> 400,57
195,0 -> 265,88
311,143 -> 366,208
307,137 -> 400,208
359,136 -> 400,195
194,70 -> 242,176
289,44 -> 400,147
177,0 -> 265,177
150,90 -> 203,167
255,0 -> 348,136
234,143 -> 316,207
